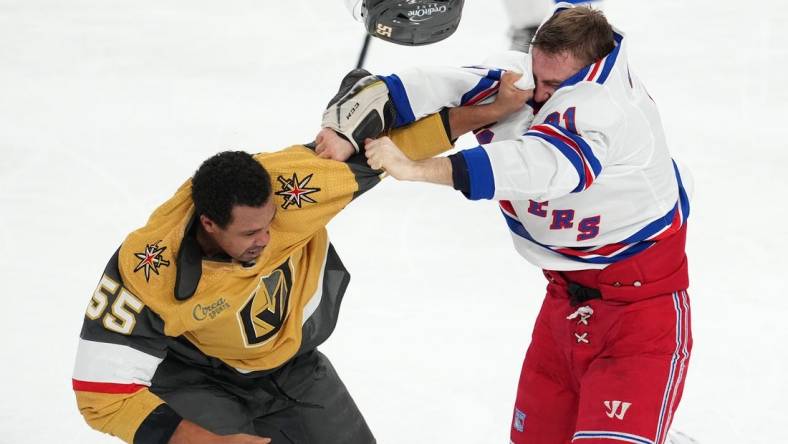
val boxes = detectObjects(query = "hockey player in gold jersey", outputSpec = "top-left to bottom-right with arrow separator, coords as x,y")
73,70 -> 530,443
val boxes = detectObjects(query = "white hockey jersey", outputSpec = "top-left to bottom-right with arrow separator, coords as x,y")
377,19 -> 691,271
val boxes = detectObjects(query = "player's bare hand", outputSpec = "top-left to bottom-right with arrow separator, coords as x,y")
492,71 -> 533,116
364,136 -> 414,180
169,419 -> 271,444
315,128 -> 355,161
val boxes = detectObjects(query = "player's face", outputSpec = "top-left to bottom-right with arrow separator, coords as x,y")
205,200 -> 276,263
531,48 -> 587,103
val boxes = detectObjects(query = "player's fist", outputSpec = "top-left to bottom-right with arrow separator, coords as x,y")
315,128 -> 355,161
493,71 -> 533,116
364,136 -> 414,180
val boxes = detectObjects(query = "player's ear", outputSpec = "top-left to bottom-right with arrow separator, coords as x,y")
199,214 -> 219,233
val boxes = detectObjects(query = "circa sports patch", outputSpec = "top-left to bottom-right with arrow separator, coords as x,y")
133,241 -> 170,282
275,173 -> 321,209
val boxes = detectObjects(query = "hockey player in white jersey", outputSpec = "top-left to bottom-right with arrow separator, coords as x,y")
324,3 -> 693,444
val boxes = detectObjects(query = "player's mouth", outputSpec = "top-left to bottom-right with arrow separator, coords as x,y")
245,247 -> 263,258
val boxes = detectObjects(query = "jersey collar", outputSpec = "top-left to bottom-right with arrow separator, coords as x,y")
559,30 -> 625,89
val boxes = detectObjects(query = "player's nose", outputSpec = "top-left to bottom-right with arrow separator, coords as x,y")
534,87 -> 551,103
255,231 -> 270,247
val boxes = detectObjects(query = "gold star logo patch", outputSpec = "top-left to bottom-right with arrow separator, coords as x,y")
275,173 -> 320,209
133,241 -> 171,282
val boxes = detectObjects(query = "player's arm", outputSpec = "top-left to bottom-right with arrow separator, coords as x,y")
257,108 -> 456,253
266,64 -> 528,241
316,107 -> 454,163
73,249 -> 179,444
445,70 -> 532,139
266,109 -> 454,215
375,50 -> 535,129
366,99 -> 613,202
316,59 -> 531,160
74,250 -> 269,444
318,69 -> 456,161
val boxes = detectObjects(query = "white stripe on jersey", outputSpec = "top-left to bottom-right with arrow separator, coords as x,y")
301,239 -> 330,324
73,338 -> 162,385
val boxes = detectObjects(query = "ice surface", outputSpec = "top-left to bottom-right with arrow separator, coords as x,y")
1,0 -> 786,442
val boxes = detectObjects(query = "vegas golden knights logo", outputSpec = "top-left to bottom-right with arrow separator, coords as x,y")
238,260 -> 293,347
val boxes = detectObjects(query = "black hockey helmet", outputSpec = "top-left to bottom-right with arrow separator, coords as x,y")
347,0 -> 465,46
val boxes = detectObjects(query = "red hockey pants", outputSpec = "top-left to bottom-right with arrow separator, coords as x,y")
510,227 -> 692,444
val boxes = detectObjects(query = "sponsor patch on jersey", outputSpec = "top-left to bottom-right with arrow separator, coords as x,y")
192,297 -> 230,321
133,241 -> 170,282
275,173 -> 320,209
513,408 -> 527,432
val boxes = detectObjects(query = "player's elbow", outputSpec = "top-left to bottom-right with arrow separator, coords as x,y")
74,389 -> 138,443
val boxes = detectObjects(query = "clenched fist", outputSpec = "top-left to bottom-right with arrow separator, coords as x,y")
364,137 -> 415,180
314,128 -> 356,161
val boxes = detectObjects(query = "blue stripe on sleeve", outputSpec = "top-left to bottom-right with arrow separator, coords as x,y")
460,146 -> 496,200
378,74 -> 416,127
554,125 -> 602,176
525,132 -> 586,192
461,77 -> 495,106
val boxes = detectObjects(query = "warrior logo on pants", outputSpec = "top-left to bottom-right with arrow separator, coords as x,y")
604,400 -> 632,420
238,259 -> 293,347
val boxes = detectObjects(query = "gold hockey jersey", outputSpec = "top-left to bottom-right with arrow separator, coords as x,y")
72,113 -> 452,443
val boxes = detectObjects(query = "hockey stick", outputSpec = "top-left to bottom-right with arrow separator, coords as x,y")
356,34 -> 372,69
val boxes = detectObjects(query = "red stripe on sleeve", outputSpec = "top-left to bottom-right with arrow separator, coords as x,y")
72,379 -> 147,394
466,85 -> 500,106
533,125 -> 594,187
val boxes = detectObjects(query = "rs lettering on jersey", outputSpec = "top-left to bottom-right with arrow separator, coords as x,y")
577,216 -> 601,241
550,210 -> 575,230
524,204 -> 602,241
528,200 -> 548,217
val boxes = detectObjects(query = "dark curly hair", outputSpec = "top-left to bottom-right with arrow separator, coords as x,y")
191,151 -> 272,228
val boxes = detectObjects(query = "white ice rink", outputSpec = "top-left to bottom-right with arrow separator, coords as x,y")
1,0 -> 787,442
